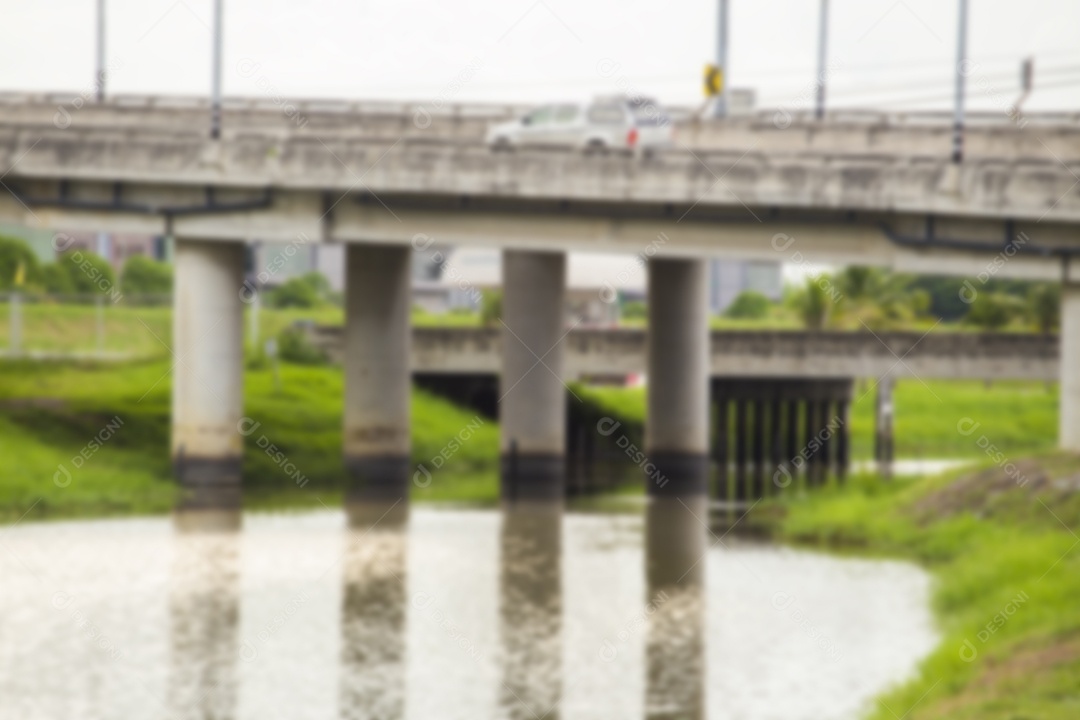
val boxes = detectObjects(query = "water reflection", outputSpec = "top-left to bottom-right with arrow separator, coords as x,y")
645,497 -> 707,720
499,501 -> 563,720
0,504 -> 935,720
340,502 -> 409,720
168,510 -> 242,720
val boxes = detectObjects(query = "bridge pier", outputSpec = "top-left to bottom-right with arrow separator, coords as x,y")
500,250 -> 567,501
1062,283 -> 1080,452
171,238 -> 245,508
343,244 -> 412,504
712,378 -> 852,498
875,378 -> 895,479
647,258 -> 709,497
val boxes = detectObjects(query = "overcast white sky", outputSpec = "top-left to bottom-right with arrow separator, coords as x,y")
3,0 -> 1080,111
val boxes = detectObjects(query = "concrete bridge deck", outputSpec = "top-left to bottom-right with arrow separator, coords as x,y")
1,96 -> 1079,285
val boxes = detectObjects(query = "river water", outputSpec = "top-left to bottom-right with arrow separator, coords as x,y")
0,503 -> 936,720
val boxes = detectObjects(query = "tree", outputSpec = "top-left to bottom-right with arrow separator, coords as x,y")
268,272 -> 331,308
725,290 -> 770,320
120,255 -> 173,298
789,275 -> 835,330
1028,283 -> 1060,334
0,235 -> 42,291
966,292 -> 1021,330
835,265 -> 881,303
835,266 -> 927,329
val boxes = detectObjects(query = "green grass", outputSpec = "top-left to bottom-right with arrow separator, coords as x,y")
580,379 -> 1058,460
763,454 -> 1080,719
0,358 -> 500,521
0,301 -> 487,357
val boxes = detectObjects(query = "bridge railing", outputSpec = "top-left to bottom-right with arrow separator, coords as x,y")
5,91 -> 1080,130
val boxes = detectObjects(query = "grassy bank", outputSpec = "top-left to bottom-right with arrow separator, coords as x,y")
0,359 -> 500,522
0,301 -> 485,357
579,379 -> 1058,460
763,455 -> 1080,719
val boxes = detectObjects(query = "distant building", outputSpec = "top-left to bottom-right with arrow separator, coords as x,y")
0,225 -> 161,268
708,259 -> 782,313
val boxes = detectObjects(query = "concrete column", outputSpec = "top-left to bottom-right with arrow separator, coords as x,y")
647,258 -> 709,496
500,250 -> 566,501
1061,282 -> 1080,451
171,238 -> 245,508
875,377 -> 895,479
344,244 -> 412,504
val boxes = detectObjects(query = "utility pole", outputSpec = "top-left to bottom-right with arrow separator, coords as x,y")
715,0 -> 729,118
952,0 -> 969,163
815,0 -> 829,120
95,0 -> 106,102
211,0 -> 224,139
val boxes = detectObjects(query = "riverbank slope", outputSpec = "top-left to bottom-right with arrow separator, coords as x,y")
764,455 -> 1080,719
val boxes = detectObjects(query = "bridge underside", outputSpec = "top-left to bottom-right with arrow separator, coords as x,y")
3,177 -> 1080,282
168,239 -> 1078,506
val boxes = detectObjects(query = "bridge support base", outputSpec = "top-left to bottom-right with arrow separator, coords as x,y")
1062,282 -> 1080,452
646,258 -> 709,498
171,238 -> 245,510
499,250 -> 567,501
344,243 -> 412,505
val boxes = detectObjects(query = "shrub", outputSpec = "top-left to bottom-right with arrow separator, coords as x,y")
725,290 -> 771,320
966,292 -> 1021,330
480,289 -> 502,327
120,255 -> 172,299
40,263 -> 75,294
621,301 -> 646,320
276,325 -> 328,365
56,250 -> 118,300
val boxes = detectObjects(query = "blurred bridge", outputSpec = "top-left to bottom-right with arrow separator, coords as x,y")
1,93 -> 1078,504
304,325 -> 1061,381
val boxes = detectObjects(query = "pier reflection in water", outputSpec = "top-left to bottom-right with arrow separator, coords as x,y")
499,502 -> 563,720
0,501 -> 936,720
340,502 -> 409,720
169,511 -> 241,720
645,497 -> 707,720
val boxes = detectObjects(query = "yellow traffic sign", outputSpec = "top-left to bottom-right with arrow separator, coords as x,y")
703,64 -> 724,97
